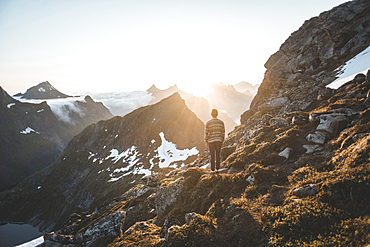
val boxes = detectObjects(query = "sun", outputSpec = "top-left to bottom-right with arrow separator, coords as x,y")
179,83 -> 213,98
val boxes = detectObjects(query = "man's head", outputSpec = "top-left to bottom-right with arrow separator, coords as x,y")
211,109 -> 218,118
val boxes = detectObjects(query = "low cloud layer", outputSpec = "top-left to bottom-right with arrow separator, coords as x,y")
88,91 -> 153,116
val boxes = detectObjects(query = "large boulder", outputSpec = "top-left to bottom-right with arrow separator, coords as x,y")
155,178 -> 184,218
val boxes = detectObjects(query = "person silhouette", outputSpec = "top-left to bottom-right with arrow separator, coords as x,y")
205,109 -> 225,174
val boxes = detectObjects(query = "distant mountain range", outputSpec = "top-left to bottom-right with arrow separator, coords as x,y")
147,82 -> 255,133
0,92 -> 205,232
0,82 -> 113,191
0,79 -> 256,192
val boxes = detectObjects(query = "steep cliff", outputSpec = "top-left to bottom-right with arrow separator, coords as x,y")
247,0 -> 370,121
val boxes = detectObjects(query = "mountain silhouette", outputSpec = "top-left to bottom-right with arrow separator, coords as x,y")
0,83 -> 113,191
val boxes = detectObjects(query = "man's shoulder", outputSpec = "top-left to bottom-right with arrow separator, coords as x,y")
206,118 -> 224,125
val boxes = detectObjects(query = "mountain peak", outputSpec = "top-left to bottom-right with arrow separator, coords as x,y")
169,84 -> 178,91
0,86 -> 17,107
147,84 -> 159,93
21,81 -> 71,99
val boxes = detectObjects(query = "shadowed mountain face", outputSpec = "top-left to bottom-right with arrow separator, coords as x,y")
0,87 -> 63,191
0,93 -> 205,232
0,83 -> 113,192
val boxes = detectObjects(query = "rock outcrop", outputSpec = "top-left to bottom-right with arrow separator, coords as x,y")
247,0 -> 370,121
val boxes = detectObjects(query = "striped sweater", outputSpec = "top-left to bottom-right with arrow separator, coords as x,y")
205,117 -> 225,143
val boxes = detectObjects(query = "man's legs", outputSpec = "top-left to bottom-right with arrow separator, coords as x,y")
214,141 -> 222,171
209,141 -> 222,171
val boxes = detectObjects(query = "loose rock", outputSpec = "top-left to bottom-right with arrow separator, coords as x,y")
293,184 -> 318,198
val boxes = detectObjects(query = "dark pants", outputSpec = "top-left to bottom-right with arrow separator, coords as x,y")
209,141 -> 222,171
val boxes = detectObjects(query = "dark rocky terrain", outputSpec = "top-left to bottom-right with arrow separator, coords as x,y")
0,83 -> 113,191
1,0 -> 370,246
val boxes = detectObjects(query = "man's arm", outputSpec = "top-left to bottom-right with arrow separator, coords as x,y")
204,122 -> 209,145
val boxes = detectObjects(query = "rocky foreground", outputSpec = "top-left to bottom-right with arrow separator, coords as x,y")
40,70 -> 370,247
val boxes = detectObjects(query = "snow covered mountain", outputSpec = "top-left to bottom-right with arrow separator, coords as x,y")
0,93 -> 205,232
0,83 -> 113,191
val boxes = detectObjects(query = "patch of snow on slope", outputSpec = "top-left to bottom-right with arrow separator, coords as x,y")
91,146 -> 150,182
327,45 -> 370,89
15,236 -> 44,247
7,103 -> 15,108
105,146 -> 138,164
155,132 -> 199,168
20,127 -> 39,134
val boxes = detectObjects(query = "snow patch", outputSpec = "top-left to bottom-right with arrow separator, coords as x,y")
327,45 -> 370,89
246,175 -> 254,184
99,146 -> 151,182
278,147 -> 292,159
88,152 -> 96,160
37,109 -> 44,113
15,236 -> 44,247
7,103 -> 15,108
105,146 -> 138,164
38,87 -> 46,92
20,127 -> 39,135
201,163 -> 210,169
154,132 -> 198,168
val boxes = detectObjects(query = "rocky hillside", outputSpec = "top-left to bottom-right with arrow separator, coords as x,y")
0,83 -> 113,191
34,66 -> 370,246
16,0 -> 369,246
248,0 -> 370,118
0,93 -> 205,233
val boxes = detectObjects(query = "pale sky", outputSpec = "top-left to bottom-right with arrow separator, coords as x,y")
0,0 -> 349,96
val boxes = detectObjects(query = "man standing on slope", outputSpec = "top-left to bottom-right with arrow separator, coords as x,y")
205,109 -> 225,174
